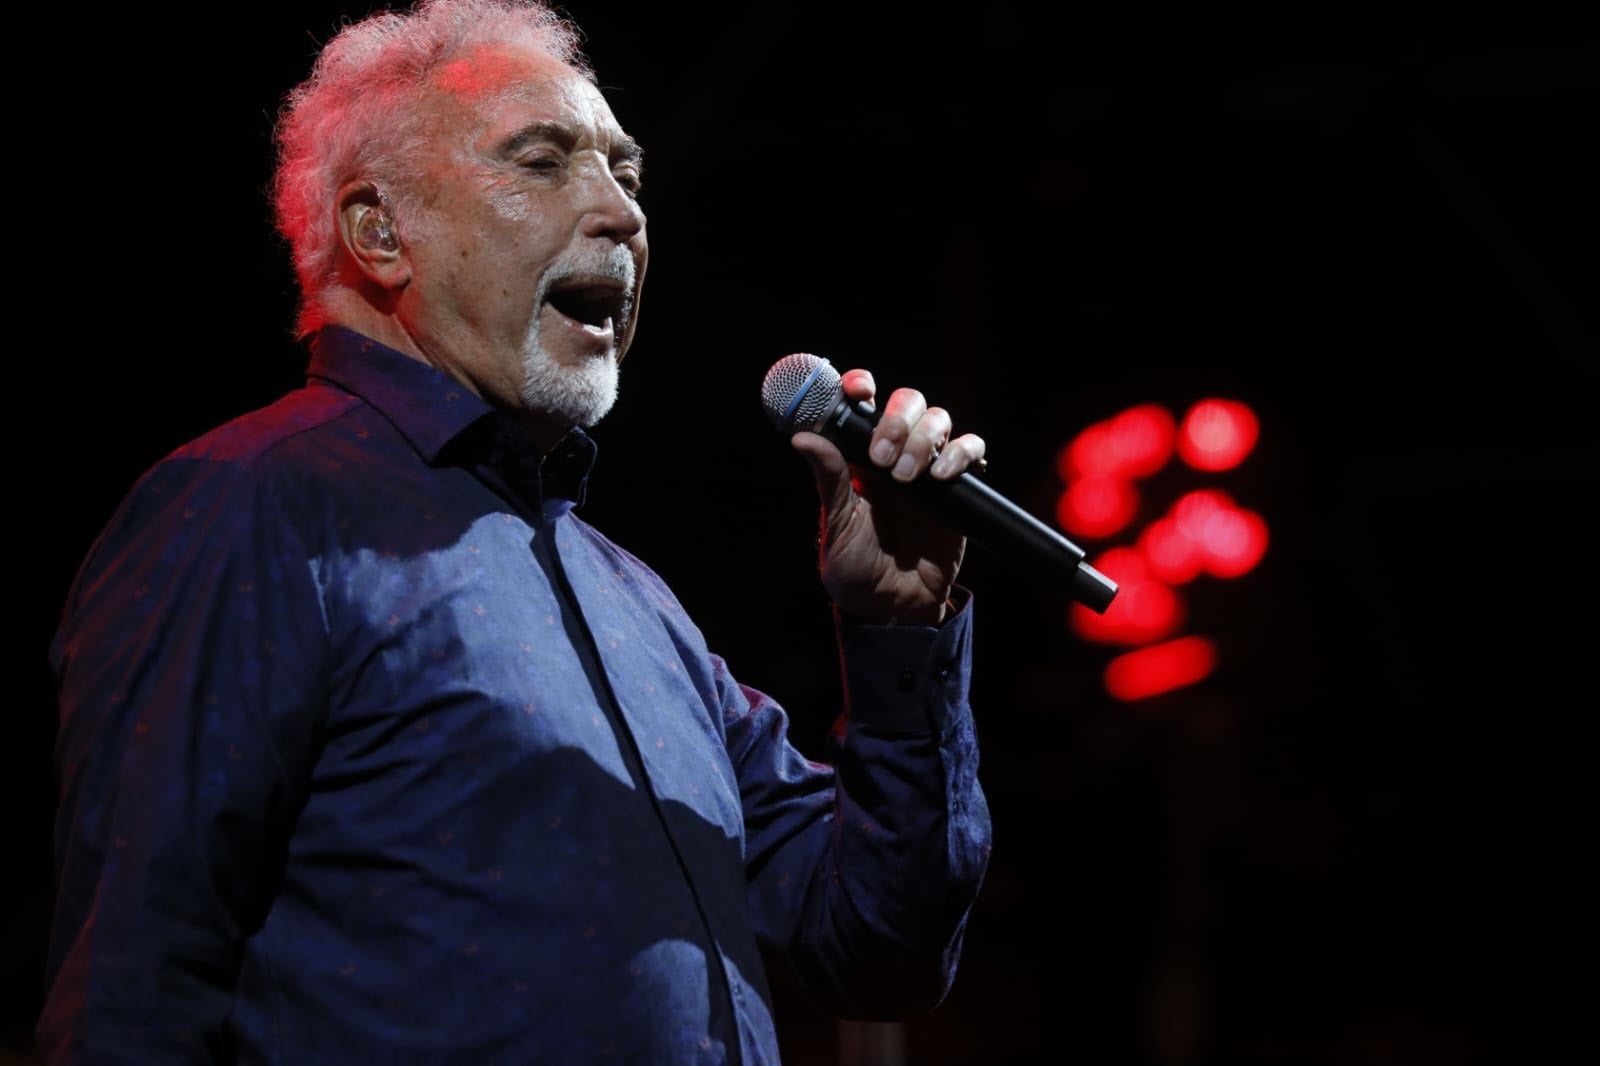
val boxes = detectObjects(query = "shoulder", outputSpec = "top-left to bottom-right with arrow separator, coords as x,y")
168,380 -> 369,468
129,374 -> 448,519
68,384 -> 381,594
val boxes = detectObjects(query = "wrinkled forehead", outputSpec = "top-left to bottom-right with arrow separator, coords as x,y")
427,42 -> 621,138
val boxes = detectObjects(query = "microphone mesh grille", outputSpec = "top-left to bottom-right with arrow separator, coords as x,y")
760,353 -> 841,432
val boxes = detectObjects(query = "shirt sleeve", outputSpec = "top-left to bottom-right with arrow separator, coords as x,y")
725,594 -> 992,1019
41,457 -> 329,1063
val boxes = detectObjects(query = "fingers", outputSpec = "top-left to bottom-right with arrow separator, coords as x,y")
931,432 -> 987,479
839,371 -> 985,483
839,368 -> 877,407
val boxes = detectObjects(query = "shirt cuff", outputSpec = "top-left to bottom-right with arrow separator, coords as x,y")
835,588 -> 974,735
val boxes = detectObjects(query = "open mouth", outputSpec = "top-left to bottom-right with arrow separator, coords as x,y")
545,277 -> 629,332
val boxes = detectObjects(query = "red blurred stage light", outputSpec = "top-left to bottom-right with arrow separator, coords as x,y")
1177,399 -> 1259,472
1103,636 -> 1218,702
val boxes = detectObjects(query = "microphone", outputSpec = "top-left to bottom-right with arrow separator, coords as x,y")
761,353 -> 1119,614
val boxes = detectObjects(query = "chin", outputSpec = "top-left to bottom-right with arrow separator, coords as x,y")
520,345 -> 620,428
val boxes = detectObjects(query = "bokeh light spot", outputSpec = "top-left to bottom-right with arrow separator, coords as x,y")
1104,636 -> 1218,701
1057,475 -> 1139,540
1178,399 -> 1258,471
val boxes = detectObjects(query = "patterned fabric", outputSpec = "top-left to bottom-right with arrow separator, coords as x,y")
41,327 -> 991,1064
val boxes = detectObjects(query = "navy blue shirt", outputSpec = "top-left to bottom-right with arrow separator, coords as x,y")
43,328 -> 991,1064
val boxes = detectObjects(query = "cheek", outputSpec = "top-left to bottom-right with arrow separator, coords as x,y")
482,177 -> 540,228
492,199 -> 537,229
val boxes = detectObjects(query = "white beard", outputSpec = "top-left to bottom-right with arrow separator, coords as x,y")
518,340 -> 620,428
518,246 -> 634,428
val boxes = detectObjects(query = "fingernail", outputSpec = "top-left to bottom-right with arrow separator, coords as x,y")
893,454 -> 915,479
871,440 -> 894,464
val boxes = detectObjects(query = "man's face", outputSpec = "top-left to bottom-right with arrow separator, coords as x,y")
396,43 -> 648,442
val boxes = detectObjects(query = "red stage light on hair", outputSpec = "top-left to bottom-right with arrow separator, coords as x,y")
1056,474 -> 1139,540
1178,399 -> 1258,472
1103,636 -> 1218,701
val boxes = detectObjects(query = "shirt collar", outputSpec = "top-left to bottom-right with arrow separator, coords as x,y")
305,325 -> 598,507
307,325 -> 491,463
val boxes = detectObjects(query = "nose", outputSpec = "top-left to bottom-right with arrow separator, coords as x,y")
579,166 -> 645,244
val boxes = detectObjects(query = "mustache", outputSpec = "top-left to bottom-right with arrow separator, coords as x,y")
536,246 -> 638,338
539,247 -> 636,296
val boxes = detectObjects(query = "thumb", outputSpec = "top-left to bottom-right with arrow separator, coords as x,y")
789,430 -> 856,515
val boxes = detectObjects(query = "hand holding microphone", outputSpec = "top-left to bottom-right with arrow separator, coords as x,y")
762,354 -> 1118,615
769,358 -> 974,625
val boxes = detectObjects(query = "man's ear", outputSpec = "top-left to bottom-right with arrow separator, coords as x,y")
337,181 -> 409,289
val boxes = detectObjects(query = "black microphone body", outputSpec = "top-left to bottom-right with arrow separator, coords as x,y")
762,354 -> 1118,614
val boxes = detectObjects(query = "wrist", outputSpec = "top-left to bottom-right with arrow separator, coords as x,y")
835,587 -> 967,628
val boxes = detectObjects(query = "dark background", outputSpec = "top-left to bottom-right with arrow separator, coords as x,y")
11,3 -> 1596,1063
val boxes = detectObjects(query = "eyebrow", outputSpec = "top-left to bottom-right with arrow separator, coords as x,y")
501,121 -> 644,169
615,135 -> 645,169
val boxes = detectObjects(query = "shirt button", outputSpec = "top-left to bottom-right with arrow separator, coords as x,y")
896,670 -> 917,694
935,667 -> 952,684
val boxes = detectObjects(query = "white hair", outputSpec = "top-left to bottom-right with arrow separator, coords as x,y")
271,0 -> 592,338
